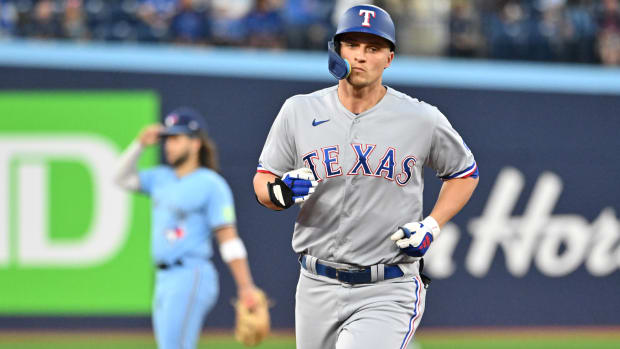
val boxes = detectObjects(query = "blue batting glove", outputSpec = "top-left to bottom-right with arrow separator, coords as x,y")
281,168 -> 318,203
390,216 -> 440,257
268,168 -> 319,209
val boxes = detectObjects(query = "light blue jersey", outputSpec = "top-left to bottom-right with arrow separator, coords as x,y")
139,166 -> 236,349
140,166 -> 236,264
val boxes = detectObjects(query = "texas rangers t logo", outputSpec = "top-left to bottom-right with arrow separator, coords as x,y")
359,9 -> 376,27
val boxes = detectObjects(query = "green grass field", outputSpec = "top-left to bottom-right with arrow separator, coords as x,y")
1,328 -> 619,349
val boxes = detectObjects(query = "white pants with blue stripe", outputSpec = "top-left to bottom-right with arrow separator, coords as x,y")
153,260 -> 218,349
295,267 -> 426,349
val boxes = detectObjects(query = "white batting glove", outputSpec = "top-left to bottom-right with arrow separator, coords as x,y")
390,216 -> 441,257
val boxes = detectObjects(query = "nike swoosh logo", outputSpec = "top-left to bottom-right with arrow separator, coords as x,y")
312,118 -> 330,127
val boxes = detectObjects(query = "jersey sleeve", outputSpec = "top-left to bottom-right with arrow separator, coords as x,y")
138,168 -> 158,195
257,99 -> 297,177
426,109 -> 479,180
204,175 -> 237,230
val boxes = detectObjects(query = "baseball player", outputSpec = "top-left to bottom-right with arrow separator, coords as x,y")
253,4 -> 479,349
114,107 -> 261,349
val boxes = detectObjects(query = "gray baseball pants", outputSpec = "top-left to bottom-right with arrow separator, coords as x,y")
295,264 -> 426,349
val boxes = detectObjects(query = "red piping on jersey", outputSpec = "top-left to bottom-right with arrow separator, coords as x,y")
442,163 -> 478,181
257,169 -> 276,175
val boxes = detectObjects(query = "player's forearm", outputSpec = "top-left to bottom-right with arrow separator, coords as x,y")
215,226 -> 255,290
227,258 -> 256,291
253,172 -> 284,210
429,177 -> 479,228
113,140 -> 142,191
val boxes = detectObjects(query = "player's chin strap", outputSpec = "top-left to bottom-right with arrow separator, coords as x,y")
328,40 -> 351,80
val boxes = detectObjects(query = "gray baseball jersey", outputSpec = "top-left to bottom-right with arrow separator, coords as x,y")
258,86 -> 477,267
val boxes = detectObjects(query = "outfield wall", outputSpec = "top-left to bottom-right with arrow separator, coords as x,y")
0,40 -> 619,329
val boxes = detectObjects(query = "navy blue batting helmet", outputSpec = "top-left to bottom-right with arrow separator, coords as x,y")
328,5 -> 396,80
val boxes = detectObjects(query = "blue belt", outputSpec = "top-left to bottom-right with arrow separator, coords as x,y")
156,259 -> 183,270
300,255 -> 404,284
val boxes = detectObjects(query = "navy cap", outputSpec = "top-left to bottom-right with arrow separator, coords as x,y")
160,107 -> 208,137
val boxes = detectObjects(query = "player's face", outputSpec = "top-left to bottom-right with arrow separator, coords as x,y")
164,134 -> 199,168
339,33 -> 394,88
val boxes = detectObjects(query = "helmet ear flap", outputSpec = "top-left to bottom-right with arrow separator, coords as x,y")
328,40 -> 351,80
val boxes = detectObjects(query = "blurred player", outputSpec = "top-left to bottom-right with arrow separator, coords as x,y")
253,4 -> 479,349
114,107 -> 259,349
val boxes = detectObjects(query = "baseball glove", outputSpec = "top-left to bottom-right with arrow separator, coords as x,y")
234,288 -> 271,346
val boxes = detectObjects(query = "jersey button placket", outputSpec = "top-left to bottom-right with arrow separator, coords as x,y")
345,118 -> 358,220
349,118 -> 360,184
350,117 -> 359,142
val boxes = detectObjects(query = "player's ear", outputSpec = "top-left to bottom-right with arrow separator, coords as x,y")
385,51 -> 394,69
191,137 -> 202,153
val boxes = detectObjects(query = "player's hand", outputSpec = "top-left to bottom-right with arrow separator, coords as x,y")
390,216 -> 440,257
267,168 -> 318,209
238,285 -> 260,310
138,124 -> 163,146
282,168 -> 318,204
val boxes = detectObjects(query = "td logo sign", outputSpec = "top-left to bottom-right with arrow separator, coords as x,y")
0,136 -> 129,267
0,92 -> 158,314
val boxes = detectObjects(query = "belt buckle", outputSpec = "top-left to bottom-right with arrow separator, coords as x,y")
335,268 -> 348,283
